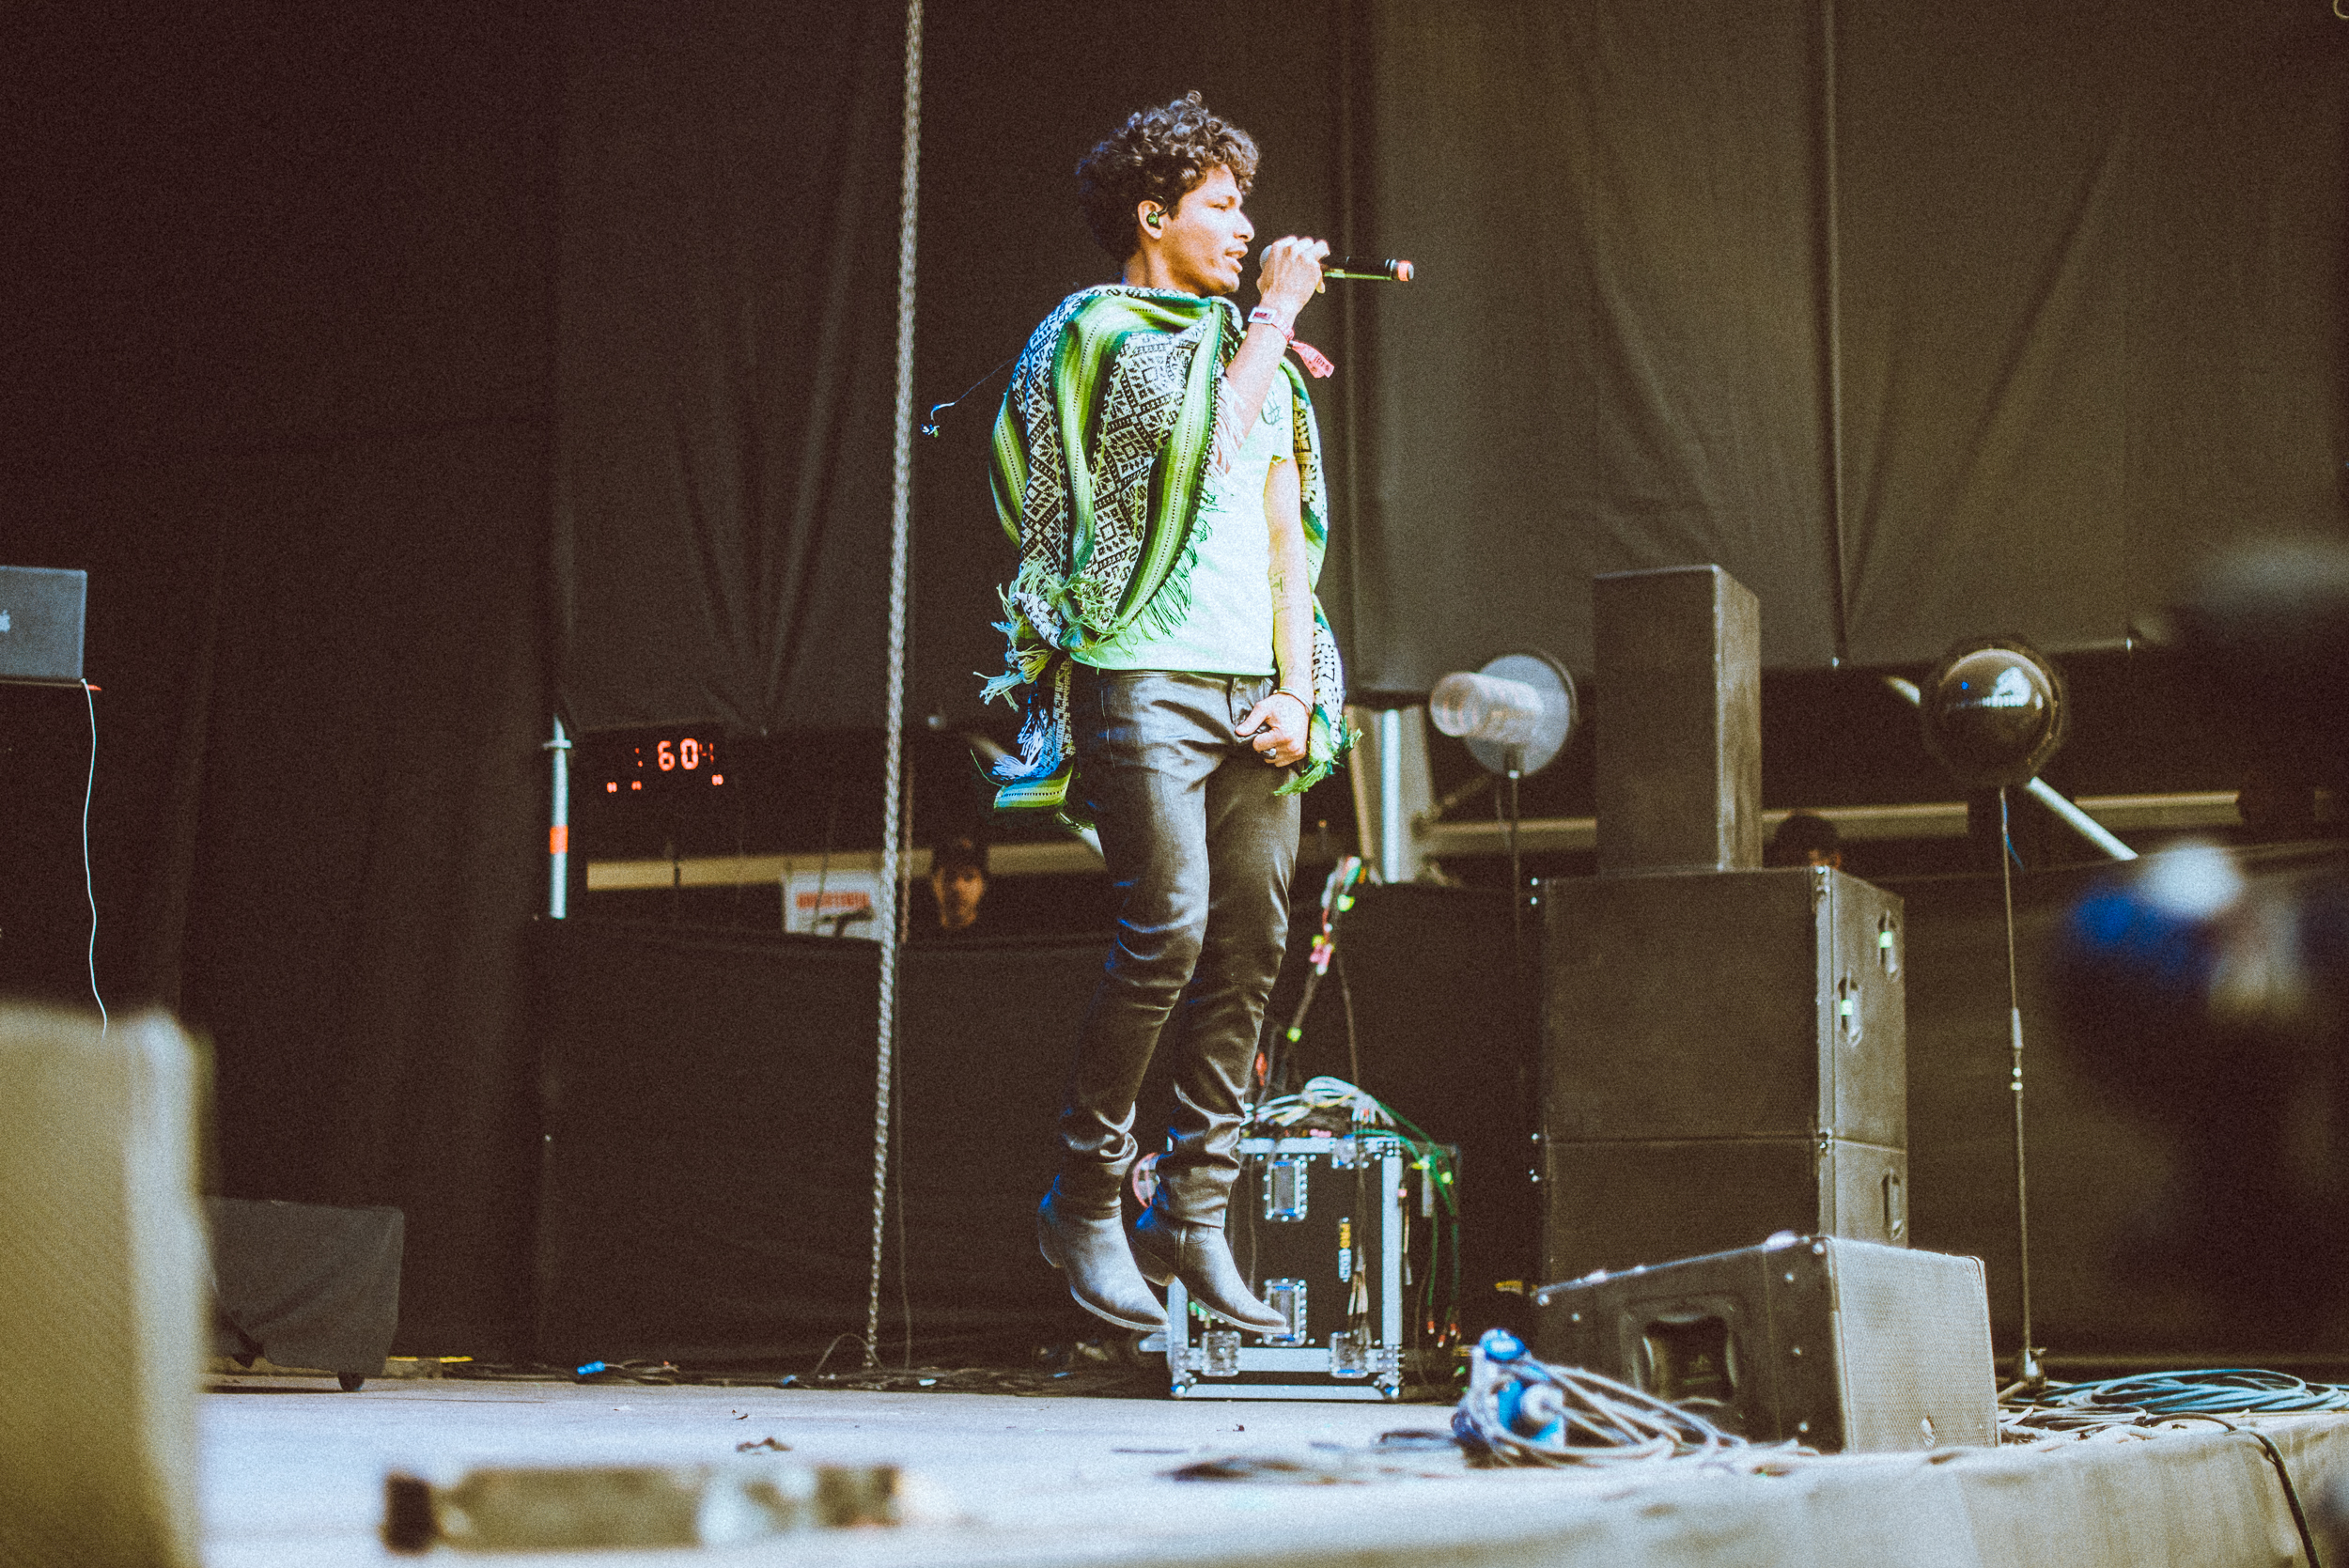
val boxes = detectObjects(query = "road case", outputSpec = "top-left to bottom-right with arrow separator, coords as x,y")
1144,1133 -> 1445,1401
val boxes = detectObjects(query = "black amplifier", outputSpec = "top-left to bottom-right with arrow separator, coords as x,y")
1146,1134 -> 1450,1401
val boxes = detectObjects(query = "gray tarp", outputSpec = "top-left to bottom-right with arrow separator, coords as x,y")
1353,0 -> 2347,685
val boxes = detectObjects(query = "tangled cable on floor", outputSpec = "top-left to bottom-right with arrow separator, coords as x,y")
1451,1328 -> 1753,1467
2037,1369 -> 2349,1419
1998,1368 -> 2339,1566
2000,1368 -> 2349,1442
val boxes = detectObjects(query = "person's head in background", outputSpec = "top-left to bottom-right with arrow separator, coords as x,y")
931,835 -> 988,932
1766,812 -> 1843,870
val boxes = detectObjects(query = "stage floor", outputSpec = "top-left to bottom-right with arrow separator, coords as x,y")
203,1374 -> 2348,1566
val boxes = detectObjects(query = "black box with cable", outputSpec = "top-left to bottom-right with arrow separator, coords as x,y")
1144,1130 -> 1455,1402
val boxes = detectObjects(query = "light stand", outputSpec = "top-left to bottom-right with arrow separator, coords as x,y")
1911,638 -> 2069,1390
1429,651 -> 1577,1283
1998,785 -> 2043,1386
1502,750 -> 1527,955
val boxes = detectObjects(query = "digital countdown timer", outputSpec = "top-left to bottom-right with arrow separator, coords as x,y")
602,733 -> 726,796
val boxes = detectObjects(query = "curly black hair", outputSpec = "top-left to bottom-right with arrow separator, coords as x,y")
1765,811 -> 1843,867
1075,91 -> 1260,262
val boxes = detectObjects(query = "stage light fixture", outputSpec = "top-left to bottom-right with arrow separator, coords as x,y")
1917,638 -> 2067,791
1427,649 -> 1577,941
1429,651 -> 1578,779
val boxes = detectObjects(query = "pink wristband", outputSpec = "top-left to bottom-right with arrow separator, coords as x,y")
1249,307 -> 1334,379
1247,306 -> 1296,339
1269,688 -> 1313,719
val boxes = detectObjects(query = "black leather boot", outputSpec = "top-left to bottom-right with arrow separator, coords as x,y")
1036,1182 -> 1165,1332
1130,1200 -> 1287,1334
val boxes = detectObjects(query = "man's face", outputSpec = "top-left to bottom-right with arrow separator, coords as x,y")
933,864 -> 986,925
1144,165 -> 1252,296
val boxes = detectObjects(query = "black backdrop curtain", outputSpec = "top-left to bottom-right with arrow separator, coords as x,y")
1833,0 -> 2348,666
552,0 -> 2349,725
6,2 -> 557,1350
1357,0 -> 1841,678
552,2 -> 907,735
1353,0 -> 2348,688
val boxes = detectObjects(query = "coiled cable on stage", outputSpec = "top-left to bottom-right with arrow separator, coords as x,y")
863,0 -> 923,1374
2010,1369 -> 2349,1423
1452,1328 -> 1752,1467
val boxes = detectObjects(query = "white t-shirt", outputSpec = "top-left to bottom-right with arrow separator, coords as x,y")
1079,382 -> 1287,677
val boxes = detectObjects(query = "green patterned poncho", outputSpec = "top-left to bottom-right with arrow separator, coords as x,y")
981,286 -> 1352,820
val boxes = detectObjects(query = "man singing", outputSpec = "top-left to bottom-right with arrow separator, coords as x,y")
981,92 -> 1350,1333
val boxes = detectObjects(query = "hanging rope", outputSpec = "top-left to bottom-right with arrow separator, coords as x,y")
864,0 -> 923,1372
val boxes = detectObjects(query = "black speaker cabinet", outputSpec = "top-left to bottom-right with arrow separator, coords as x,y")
1532,1235 -> 1995,1452
1594,565 -> 1763,876
1541,865 -> 1906,1280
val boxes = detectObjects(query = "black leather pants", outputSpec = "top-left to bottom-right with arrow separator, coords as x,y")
1053,668 -> 1299,1223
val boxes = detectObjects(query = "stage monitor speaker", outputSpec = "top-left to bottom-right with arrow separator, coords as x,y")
0,1004 -> 204,1568
1532,1234 -> 1995,1452
1541,865 -> 1906,1281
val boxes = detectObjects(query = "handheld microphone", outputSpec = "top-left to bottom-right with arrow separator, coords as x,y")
1320,256 -> 1414,282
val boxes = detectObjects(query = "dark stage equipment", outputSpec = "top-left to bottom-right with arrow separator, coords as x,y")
0,565 -> 87,684
1594,566 -> 1763,877
1256,883 -> 1538,1312
1532,1234 -> 1996,1453
530,920 -> 1107,1363
1917,639 -> 2068,792
1540,866 -> 1908,1280
0,1004 -> 203,1568
534,892 -> 1533,1364
526,874 -> 2341,1363
207,1198 -> 404,1389
1157,1133 -> 1441,1401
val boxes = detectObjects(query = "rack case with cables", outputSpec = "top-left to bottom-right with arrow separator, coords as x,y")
1143,1134 -> 1442,1401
